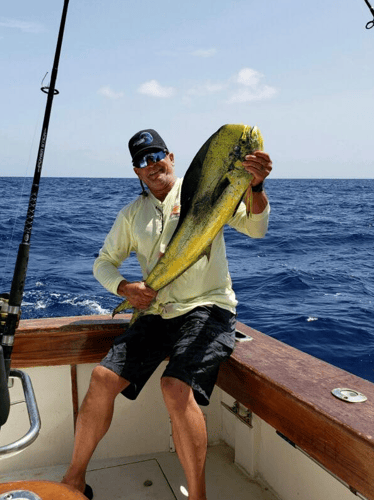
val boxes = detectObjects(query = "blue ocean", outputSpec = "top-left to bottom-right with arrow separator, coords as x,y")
1,177 -> 373,382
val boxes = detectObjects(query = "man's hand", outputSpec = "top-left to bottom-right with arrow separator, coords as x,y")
242,151 -> 272,186
117,280 -> 157,310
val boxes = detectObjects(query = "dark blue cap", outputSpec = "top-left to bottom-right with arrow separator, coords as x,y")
128,129 -> 168,161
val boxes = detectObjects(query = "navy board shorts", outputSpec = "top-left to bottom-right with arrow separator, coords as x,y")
100,305 -> 236,406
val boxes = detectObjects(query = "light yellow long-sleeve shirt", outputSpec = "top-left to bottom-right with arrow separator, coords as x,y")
93,178 -> 270,319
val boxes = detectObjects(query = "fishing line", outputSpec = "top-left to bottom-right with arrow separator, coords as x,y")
0,79 -> 48,292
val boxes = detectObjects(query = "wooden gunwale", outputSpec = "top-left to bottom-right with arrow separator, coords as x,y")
10,314 -> 374,500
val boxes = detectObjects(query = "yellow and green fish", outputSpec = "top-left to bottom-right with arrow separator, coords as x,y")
113,123 -> 264,323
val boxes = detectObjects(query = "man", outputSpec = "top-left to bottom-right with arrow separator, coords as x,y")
62,128 -> 272,500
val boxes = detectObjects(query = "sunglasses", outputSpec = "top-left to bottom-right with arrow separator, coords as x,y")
133,150 -> 168,169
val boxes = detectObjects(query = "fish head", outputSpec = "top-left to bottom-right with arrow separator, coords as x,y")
199,124 -> 264,204
177,124 -> 264,226
226,124 -> 264,171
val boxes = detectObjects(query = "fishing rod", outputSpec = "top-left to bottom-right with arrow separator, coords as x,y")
0,0 -> 70,428
363,0 -> 374,28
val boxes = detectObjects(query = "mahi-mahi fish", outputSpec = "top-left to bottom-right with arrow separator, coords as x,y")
112,123 -> 264,323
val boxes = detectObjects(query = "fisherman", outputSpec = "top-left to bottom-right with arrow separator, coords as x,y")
62,128 -> 272,500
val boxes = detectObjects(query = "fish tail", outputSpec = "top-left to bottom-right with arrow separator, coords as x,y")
112,299 -> 133,318
128,309 -> 142,326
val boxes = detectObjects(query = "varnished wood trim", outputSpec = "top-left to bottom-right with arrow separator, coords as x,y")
11,315 -> 131,367
10,315 -> 374,500
217,322 -> 374,500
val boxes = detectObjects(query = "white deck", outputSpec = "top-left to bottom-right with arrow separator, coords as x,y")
0,444 -> 278,500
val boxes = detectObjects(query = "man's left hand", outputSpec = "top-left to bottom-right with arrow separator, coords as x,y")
242,151 -> 272,186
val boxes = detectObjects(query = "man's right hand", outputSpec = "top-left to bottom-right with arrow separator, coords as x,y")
117,280 -> 157,310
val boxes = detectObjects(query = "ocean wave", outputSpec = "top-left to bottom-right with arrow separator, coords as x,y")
21,290 -> 113,318
2,178 -> 373,383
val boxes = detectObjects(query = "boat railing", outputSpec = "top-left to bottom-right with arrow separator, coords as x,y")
0,369 -> 41,457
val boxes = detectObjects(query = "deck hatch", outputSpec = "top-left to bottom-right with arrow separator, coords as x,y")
85,458 -> 177,499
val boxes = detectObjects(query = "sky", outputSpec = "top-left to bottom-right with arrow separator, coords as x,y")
0,0 -> 373,179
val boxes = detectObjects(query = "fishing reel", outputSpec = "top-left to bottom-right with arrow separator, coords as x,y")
0,294 -> 12,427
0,293 -> 21,335
0,294 -> 41,457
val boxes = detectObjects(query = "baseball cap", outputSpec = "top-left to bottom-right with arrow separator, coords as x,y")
128,129 -> 168,161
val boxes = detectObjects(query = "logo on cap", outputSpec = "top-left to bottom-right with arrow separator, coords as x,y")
133,132 -> 153,147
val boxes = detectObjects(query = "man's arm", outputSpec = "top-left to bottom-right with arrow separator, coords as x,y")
93,209 -> 134,296
93,206 -> 158,310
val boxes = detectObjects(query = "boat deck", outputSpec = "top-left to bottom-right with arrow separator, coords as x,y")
3,315 -> 374,500
0,443 -> 278,500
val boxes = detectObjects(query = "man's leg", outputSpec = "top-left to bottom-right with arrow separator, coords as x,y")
161,376 -> 207,500
62,365 -> 130,493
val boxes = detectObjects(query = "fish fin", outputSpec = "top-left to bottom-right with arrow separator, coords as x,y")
112,300 -> 143,327
186,243 -> 213,267
210,175 -> 231,207
173,130 -> 218,237
243,186 -> 253,218
233,196 -> 243,217
112,299 -> 133,318
198,244 -> 213,262
204,244 -> 213,261
176,141 -> 211,231
129,309 -> 142,326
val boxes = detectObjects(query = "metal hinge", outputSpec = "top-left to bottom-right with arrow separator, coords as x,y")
221,400 -> 253,428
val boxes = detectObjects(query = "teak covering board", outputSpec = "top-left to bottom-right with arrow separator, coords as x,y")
10,315 -> 374,499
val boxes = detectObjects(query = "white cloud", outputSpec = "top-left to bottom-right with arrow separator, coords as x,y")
133,67 -> 276,104
191,48 -> 217,58
227,85 -> 278,103
226,67 -> 278,104
98,86 -> 124,99
236,68 -> 262,87
0,17 -> 44,34
138,80 -> 176,98
183,67 -> 277,104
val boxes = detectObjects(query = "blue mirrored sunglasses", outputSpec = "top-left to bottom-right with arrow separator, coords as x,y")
133,150 -> 168,169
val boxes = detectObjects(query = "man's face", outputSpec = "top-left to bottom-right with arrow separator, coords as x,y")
134,151 -> 176,200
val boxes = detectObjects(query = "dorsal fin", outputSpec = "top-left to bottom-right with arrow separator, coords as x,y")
172,133 -> 214,235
